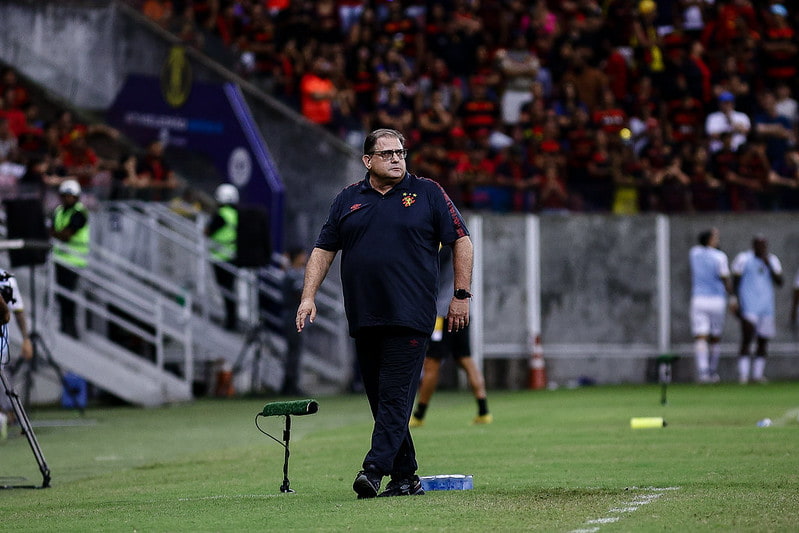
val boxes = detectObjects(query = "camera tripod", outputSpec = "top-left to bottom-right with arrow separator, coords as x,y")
11,264 -> 82,413
232,320 -> 283,395
0,365 -> 51,489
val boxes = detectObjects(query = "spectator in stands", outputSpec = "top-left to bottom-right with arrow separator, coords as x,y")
459,76 -> 500,141
560,45 -> 608,113
414,55 -> 463,117
142,0 -> 174,29
299,56 -> 338,131
666,90 -> 705,147
584,129 -> 615,211
759,4 -> 796,91
110,153 -> 147,200
732,235 -> 783,384
311,0 -> 341,45
51,179 -> 90,338
610,142 -> 645,215
496,31 -> 540,128
494,144 -> 538,213
725,139 -> 765,211
688,146 -> 726,212
0,116 -> 18,163
239,4 -> 280,92
753,90 -> 794,168
416,89 -> 454,146
374,82 -> 413,134
379,0 -> 424,69
773,148 -> 799,209
552,80 -> 588,132
712,52 -> 754,115
0,68 -> 29,110
137,140 -> 178,201
452,140 -> 494,210
649,152 -> 692,213
705,91 -> 751,153
346,44 -> 379,132
774,81 -> 797,128
17,156 -> 60,201
60,129 -> 99,188
685,39 -> 713,105
537,140 -> 570,212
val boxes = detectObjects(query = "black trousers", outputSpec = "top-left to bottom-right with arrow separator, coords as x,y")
213,264 -> 237,331
355,326 -> 428,478
55,263 -> 80,337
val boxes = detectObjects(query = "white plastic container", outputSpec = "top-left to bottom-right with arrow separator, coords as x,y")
420,474 -> 473,491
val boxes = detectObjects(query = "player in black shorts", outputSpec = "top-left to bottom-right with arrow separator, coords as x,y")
410,247 -> 491,426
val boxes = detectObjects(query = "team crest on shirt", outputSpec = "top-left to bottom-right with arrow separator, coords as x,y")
401,192 -> 417,207
350,203 -> 363,212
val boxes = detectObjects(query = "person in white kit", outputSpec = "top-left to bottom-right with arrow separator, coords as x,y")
689,228 -> 735,383
731,235 -> 783,384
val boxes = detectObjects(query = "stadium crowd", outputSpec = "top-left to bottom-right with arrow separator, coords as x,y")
3,1 -> 798,215
0,67 -> 182,210
132,0 -> 799,214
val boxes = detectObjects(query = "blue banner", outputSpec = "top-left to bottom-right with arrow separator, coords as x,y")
106,71 -> 284,251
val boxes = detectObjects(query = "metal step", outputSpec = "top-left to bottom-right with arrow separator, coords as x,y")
47,330 -> 192,407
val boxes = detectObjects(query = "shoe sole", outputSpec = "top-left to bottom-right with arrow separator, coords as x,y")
378,483 -> 425,497
353,477 -> 379,499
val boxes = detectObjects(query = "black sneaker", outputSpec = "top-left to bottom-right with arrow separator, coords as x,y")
377,475 -> 425,497
353,470 -> 382,499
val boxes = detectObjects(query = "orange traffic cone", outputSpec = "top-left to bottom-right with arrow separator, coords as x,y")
528,335 -> 547,390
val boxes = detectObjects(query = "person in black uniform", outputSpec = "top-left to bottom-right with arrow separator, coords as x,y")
296,128 -> 474,499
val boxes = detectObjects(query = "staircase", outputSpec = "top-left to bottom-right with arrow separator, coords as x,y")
2,201 -> 351,407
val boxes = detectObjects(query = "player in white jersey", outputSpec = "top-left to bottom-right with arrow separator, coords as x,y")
689,228 -> 735,383
731,236 -> 783,384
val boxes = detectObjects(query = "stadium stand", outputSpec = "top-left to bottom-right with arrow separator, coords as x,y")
124,0 -> 799,214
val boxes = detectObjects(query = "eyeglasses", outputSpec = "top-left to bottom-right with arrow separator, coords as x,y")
368,149 -> 407,160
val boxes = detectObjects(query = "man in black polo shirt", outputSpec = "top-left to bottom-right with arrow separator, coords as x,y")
296,128 -> 473,499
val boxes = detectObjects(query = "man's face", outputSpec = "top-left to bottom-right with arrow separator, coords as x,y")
709,229 -> 720,248
364,135 -> 406,181
754,239 -> 768,257
61,193 -> 78,207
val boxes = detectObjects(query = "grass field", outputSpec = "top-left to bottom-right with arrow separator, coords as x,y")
2,382 -> 798,532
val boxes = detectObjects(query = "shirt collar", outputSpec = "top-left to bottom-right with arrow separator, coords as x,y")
359,172 -> 411,193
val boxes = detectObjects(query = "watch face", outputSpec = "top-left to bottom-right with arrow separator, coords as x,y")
455,289 -> 471,299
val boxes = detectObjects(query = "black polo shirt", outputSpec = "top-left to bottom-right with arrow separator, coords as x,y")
315,172 -> 469,337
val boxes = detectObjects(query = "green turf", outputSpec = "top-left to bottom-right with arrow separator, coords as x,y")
1,383 -> 798,532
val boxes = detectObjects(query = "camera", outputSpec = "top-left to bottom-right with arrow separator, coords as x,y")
1,271 -> 15,305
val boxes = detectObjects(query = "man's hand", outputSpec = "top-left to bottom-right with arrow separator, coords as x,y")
447,297 -> 470,332
20,337 -> 33,360
296,298 -> 317,332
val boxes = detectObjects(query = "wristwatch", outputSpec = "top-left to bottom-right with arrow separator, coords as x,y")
454,289 -> 472,300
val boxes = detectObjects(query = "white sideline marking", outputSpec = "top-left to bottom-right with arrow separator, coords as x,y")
177,494 -> 278,502
587,517 -> 619,524
568,486 -> 680,533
